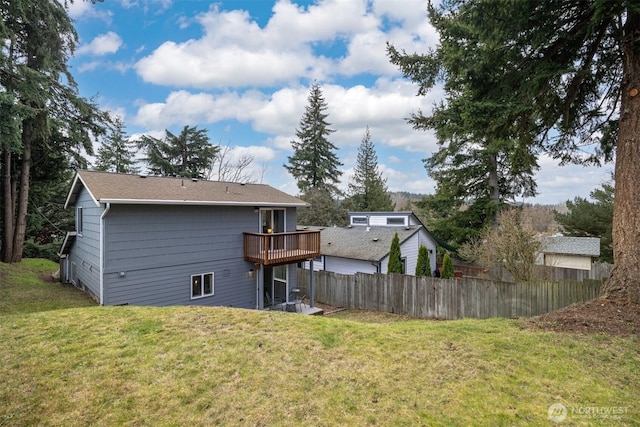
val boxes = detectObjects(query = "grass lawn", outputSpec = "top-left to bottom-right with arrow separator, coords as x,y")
1,259 -> 638,426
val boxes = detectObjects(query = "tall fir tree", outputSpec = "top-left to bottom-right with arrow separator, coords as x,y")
388,1 -> 540,234
95,116 -> 139,174
345,126 -> 394,212
138,125 -> 218,179
284,83 -> 343,195
0,0 -> 109,263
388,0 -> 640,304
387,232 -> 403,274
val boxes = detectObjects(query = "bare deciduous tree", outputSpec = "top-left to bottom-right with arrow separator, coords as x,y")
206,142 -> 263,183
459,208 -> 542,282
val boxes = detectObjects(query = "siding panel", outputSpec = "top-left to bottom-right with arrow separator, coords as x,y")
67,188 -> 102,299
102,204 -> 265,307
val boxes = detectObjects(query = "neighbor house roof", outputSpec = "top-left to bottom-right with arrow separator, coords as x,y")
304,225 -> 422,262
65,170 -> 308,208
541,236 -> 600,257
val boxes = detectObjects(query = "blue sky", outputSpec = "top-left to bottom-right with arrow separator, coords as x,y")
66,0 -> 612,205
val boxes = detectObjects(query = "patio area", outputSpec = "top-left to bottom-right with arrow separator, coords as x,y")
265,300 -> 324,315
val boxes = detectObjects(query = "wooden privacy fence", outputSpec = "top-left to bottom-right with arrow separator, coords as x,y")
297,269 -> 602,320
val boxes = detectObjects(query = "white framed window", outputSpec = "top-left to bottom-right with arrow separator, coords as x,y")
351,216 -> 367,225
191,272 -> 214,299
273,265 -> 288,301
386,217 -> 405,225
260,208 -> 286,233
76,207 -> 83,236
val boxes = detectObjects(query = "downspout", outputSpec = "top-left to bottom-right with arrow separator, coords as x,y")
99,202 -> 111,305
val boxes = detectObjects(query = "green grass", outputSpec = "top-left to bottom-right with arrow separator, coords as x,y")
1,260 -> 638,426
0,259 -> 96,315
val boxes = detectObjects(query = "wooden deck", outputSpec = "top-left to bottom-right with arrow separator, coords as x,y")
244,230 -> 320,266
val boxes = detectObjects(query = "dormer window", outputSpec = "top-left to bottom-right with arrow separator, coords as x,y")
386,217 -> 405,226
351,216 -> 367,225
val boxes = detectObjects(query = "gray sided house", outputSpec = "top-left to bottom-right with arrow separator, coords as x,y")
59,170 -> 320,309
302,212 -> 438,275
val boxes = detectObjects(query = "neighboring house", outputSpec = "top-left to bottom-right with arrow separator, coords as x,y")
302,212 -> 438,275
537,236 -> 601,270
59,170 -> 320,309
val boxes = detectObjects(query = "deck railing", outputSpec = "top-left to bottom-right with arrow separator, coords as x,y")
244,230 -> 321,266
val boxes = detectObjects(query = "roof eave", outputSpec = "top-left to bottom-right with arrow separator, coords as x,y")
64,172 -> 100,208
98,198 -> 309,207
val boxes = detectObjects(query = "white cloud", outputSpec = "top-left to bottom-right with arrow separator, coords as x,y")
525,155 -> 612,205
78,61 -> 101,72
133,0 -> 431,89
131,76 -> 437,156
76,32 -> 123,56
132,90 -> 269,129
65,0 -> 113,22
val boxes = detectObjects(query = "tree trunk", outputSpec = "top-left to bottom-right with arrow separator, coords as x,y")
11,141 -> 30,263
1,148 -> 15,262
600,9 -> 640,304
488,152 -> 500,225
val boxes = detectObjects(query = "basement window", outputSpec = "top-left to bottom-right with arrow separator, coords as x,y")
191,272 -> 214,299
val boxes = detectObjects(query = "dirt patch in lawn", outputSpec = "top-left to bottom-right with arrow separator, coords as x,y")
525,298 -> 640,337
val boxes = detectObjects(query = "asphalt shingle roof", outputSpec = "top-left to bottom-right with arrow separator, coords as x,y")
65,170 -> 308,208
541,236 -> 600,257
310,225 -> 421,262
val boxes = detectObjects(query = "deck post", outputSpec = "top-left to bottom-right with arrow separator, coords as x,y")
256,263 -> 264,310
309,259 -> 314,308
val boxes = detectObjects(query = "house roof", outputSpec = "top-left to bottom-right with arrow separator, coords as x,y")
541,236 -> 601,257
58,231 -> 76,257
307,225 -> 422,262
64,170 -> 309,208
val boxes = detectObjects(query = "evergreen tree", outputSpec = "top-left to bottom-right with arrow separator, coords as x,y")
388,0 -> 640,304
95,116 -> 139,174
387,232 -> 403,274
344,126 -> 394,212
556,179 -> 614,263
415,192 -> 497,249
284,83 -> 343,195
441,253 -> 455,279
296,188 -> 348,227
388,1 -> 540,229
139,125 -> 218,179
1,0 -> 109,263
415,244 -> 431,277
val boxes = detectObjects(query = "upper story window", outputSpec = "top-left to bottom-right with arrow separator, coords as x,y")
386,217 -> 406,226
76,207 -> 83,236
261,209 -> 285,233
351,216 -> 367,225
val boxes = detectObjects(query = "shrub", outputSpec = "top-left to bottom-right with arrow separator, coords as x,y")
416,245 -> 431,276
441,253 -> 455,279
387,232 -> 403,274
